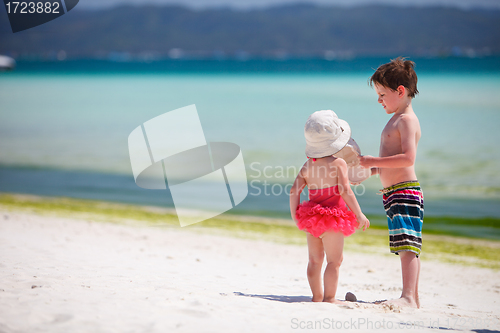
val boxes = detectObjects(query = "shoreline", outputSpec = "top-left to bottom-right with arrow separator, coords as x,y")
1,192 -> 499,270
1,165 -> 500,220
1,191 -> 500,235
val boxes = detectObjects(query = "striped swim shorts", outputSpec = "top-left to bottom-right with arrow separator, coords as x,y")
381,181 -> 424,257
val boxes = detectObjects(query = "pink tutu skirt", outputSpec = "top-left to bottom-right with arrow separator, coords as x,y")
296,201 -> 358,238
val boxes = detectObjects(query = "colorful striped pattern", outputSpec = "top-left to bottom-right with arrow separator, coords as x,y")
382,181 -> 424,257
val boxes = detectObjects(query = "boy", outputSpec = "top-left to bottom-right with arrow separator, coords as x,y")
359,57 -> 423,309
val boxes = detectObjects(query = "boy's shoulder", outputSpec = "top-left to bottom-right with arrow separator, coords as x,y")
391,110 -> 422,144
392,110 -> 420,128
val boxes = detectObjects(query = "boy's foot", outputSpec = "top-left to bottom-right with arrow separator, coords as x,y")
311,296 -> 324,302
382,296 -> 418,309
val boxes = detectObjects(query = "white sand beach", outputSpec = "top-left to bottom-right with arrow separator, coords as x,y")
0,211 -> 499,333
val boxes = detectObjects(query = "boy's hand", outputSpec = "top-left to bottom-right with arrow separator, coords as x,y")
358,155 -> 375,168
357,214 -> 370,231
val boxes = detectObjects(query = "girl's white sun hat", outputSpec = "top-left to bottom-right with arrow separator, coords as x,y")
304,110 -> 351,158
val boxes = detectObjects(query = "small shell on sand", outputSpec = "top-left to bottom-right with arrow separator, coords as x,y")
345,292 -> 357,302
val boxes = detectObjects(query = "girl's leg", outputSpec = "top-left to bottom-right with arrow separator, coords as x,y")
306,233 -> 325,302
321,231 -> 344,303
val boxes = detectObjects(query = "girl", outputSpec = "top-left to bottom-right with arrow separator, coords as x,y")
290,110 -> 370,303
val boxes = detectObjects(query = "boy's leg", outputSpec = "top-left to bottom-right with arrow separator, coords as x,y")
416,256 -> 421,308
321,231 -> 344,303
382,182 -> 423,308
306,233 -> 325,302
386,251 -> 420,308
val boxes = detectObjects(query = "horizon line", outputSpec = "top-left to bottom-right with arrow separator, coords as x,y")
76,2 -> 500,12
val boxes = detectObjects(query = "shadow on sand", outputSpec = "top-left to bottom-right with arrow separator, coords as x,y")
234,291 -> 388,305
234,292 -> 312,303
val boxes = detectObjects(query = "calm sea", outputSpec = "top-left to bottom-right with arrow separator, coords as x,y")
1,57 -> 500,222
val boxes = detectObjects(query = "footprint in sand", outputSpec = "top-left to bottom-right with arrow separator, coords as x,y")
382,303 -> 401,313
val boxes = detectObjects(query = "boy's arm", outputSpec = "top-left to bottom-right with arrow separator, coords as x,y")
359,117 -> 418,169
289,167 -> 307,223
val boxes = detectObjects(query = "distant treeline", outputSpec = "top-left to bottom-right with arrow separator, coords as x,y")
1,4 -> 499,59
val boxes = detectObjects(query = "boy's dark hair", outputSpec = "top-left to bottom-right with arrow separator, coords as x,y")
369,57 -> 419,98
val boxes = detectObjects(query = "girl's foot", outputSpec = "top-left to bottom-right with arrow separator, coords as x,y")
312,295 -> 324,302
323,297 -> 344,304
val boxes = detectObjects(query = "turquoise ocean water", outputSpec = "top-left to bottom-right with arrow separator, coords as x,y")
1,57 -> 500,224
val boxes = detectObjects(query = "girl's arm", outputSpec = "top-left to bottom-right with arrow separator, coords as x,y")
289,167 -> 307,223
336,159 -> 370,231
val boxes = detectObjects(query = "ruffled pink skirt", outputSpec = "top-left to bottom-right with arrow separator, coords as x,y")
296,201 -> 358,238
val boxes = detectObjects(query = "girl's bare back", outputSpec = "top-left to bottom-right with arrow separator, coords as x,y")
302,156 -> 342,190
